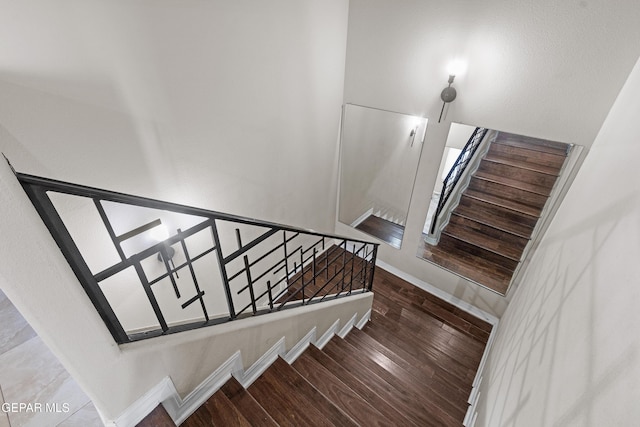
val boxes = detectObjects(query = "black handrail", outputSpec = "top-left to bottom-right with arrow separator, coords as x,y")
17,172 -> 379,344
429,127 -> 488,234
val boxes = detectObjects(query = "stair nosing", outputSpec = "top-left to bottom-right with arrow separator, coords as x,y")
493,137 -> 569,156
441,230 -> 522,263
474,171 -> 554,196
450,212 -> 532,239
482,155 -> 561,176
464,187 -> 543,217
461,192 -> 541,219
470,175 -> 550,199
421,245 -> 513,292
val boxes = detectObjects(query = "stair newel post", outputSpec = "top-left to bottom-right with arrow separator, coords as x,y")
210,219 -> 236,320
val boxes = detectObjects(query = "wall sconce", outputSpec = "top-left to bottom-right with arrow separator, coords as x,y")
438,75 -> 457,123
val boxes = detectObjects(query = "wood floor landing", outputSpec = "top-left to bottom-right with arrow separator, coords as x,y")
355,214 -> 404,248
137,266 -> 492,427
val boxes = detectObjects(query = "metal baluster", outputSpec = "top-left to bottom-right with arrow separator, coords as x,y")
243,255 -> 257,314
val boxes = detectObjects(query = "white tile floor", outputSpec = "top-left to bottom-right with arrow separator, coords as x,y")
0,290 -> 103,427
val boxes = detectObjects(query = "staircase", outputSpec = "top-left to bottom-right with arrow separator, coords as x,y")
138,268 -> 492,427
421,132 -> 570,295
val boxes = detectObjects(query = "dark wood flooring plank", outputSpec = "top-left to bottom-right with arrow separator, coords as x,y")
292,351 -> 397,426
136,405 -> 174,427
355,215 -> 404,248
373,272 -> 491,342
248,357 -> 356,427
314,342 -> 442,427
305,344 -> 420,426
362,314 -> 475,390
345,328 -> 470,406
220,377 -> 278,427
182,392 -> 251,427
248,362 -> 334,427
322,337 -> 463,426
374,268 -> 493,335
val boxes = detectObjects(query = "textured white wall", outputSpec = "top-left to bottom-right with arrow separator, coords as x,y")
0,0 -> 346,233
0,0 -> 351,420
338,105 -> 425,225
475,54 -> 640,426
337,0 -> 640,317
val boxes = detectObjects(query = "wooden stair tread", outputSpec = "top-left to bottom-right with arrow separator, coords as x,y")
456,195 -> 537,238
372,268 -> 493,337
367,309 -> 484,381
438,233 -> 519,270
136,405 -> 174,427
483,152 -> 563,175
182,390 -> 252,427
468,176 -> 548,210
494,132 -> 570,156
355,215 -> 404,248
251,357 -> 357,427
442,221 -> 525,261
474,169 -> 555,196
137,267 -> 489,427
292,350 -> 397,426
220,378 -> 278,427
464,188 -> 543,217
322,338 -> 462,426
419,243 -> 512,294
448,214 -> 529,254
476,162 -> 558,195
304,344 -> 420,426
357,314 -> 478,391
345,327 -> 471,404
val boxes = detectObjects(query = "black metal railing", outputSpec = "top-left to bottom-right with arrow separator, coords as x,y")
429,127 -> 488,234
17,173 -> 378,344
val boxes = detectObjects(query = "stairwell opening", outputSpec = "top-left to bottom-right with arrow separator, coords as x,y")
417,123 -> 574,296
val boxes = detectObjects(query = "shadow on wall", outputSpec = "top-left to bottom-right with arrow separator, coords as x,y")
475,193 -> 638,426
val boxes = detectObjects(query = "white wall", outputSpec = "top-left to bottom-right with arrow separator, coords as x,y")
338,105 -> 425,225
0,0 -> 346,233
0,0 -> 351,420
337,0 -> 640,317
475,53 -> 640,426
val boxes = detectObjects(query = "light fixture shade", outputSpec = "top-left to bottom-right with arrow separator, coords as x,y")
441,86 -> 457,103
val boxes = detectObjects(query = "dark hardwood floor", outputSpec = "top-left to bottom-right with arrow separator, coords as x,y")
355,214 -> 404,248
138,264 -> 492,427
419,132 -> 570,294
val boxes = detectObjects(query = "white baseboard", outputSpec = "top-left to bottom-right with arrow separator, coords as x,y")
163,350 -> 243,425
283,327 -> 316,364
355,308 -> 371,329
315,318 -> 340,349
337,312 -> 357,338
350,208 -> 374,228
105,377 -> 176,427
107,310 -> 369,426
237,337 -> 286,388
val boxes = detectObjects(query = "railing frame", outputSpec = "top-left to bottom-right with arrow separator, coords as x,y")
429,127 -> 489,236
17,173 -> 378,344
